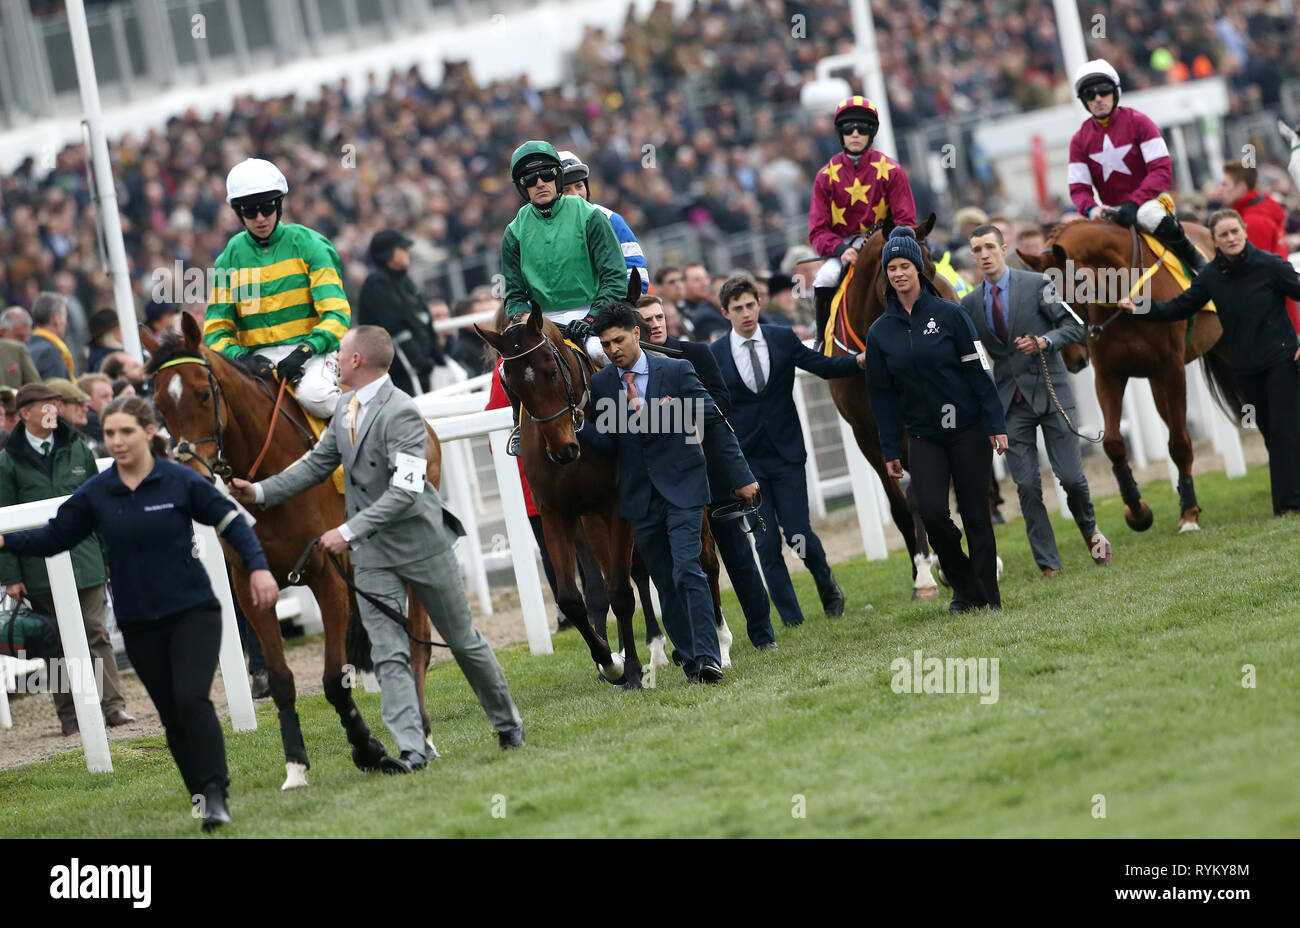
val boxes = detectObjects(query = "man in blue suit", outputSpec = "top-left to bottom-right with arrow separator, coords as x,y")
578,304 -> 758,683
711,275 -> 865,624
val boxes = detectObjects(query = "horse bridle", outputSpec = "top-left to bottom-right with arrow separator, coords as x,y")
498,325 -> 590,430
157,357 -> 234,481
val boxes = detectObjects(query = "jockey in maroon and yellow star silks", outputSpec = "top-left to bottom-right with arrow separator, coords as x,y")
809,149 -> 916,258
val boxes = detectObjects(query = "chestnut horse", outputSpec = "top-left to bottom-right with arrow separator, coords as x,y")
143,314 -> 443,788
1019,219 -> 1243,531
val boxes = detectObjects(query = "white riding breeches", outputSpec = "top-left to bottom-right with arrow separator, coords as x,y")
1135,199 -> 1169,233
813,256 -> 844,289
543,308 -> 610,367
253,344 -> 341,419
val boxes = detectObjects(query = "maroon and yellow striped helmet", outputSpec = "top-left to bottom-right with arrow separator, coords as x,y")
834,95 -> 879,131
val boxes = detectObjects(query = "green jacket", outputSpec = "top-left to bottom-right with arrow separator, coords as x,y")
204,222 -> 351,359
0,339 -> 40,389
502,195 -> 626,319
0,421 -> 107,594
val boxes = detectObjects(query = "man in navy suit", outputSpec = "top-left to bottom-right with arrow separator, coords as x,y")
637,294 -> 778,651
578,304 -> 758,683
711,275 -> 865,624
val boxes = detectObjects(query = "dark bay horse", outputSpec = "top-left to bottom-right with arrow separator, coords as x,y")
1019,218 -> 1242,532
144,313 -> 443,788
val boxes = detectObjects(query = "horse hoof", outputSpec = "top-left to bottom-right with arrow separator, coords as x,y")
615,676 -> 644,691
1178,520 -> 1201,533
648,635 -> 669,670
597,652 -> 626,683
1124,502 -> 1154,532
351,737 -> 387,772
281,761 -> 309,790
912,585 -> 940,600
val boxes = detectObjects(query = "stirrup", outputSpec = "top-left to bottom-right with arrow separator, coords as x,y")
506,425 -> 521,458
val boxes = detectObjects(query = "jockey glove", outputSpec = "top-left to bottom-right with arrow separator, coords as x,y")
564,319 -> 594,343
1112,200 -> 1139,228
241,353 -> 275,379
276,343 -> 314,382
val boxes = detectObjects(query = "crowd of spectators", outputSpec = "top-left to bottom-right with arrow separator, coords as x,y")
3,0 -> 1299,353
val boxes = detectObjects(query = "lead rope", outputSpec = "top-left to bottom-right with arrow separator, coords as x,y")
1036,347 -> 1103,443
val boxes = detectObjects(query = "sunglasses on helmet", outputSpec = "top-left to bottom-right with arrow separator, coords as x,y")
1081,84 -> 1116,101
520,166 -> 560,188
237,197 -> 282,219
838,121 -> 874,136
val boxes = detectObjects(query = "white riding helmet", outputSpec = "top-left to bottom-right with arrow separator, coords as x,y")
225,158 -> 289,205
1074,59 -> 1122,100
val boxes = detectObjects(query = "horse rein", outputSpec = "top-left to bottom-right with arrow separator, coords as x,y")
499,325 -> 591,430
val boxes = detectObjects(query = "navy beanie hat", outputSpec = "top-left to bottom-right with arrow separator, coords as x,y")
882,226 -> 924,271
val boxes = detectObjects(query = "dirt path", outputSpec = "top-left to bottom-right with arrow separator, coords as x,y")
1,433 -> 1267,771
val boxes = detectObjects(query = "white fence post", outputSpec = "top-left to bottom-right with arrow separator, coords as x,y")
195,521 -> 256,733
487,424 -> 552,655
47,552 -> 113,772
792,375 -> 827,520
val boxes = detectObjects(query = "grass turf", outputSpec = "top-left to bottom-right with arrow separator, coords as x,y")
2,465 -> 1296,837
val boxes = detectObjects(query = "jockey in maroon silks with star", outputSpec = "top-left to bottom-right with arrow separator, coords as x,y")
809,95 -> 917,350
1067,58 -> 1206,273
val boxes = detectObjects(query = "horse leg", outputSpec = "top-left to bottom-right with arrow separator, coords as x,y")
406,592 -> 435,753
308,567 -> 388,774
630,544 -> 668,669
229,562 -> 310,789
699,512 -> 731,668
582,510 -> 642,689
540,507 -> 622,683
1097,371 -> 1153,531
1150,367 -> 1201,532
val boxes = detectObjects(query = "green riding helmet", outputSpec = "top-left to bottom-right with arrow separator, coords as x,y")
510,140 -> 564,201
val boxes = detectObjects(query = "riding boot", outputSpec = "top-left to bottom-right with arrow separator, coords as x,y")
1154,215 -> 1206,274
813,286 -> 836,352
500,377 -> 522,457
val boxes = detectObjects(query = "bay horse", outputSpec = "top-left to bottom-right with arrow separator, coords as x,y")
474,285 -> 732,689
1018,218 -> 1243,531
143,313 -> 443,789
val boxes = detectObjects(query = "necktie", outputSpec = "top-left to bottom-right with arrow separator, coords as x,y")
347,394 -> 361,444
991,286 -> 1025,405
622,370 -> 642,411
746,339 -> 766,392
40,440 -> 50,456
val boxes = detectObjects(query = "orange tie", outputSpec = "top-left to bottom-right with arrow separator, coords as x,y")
622,370 -> 642,411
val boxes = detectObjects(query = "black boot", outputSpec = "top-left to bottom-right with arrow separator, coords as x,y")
812,286 -> 836,352
1154,216 -> 1206,274
200,783 -> 231,832
507,393 -> 522,457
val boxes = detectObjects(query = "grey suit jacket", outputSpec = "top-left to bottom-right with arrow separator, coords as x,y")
259,377 -> 463,569
960,268 -> 1085,416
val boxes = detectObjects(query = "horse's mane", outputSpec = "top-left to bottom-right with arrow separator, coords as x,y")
1044,216 -> 1093,244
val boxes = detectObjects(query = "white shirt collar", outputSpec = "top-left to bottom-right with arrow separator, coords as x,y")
729,326 -> 764,352
25,427 -> 53,455
354,374 -> 389,408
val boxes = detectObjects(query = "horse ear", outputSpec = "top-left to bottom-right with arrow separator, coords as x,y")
527,304 -> 544,332
1017,250 -> 1045,271
138,324 -> 159,355
882,215 -> 896,238
474,323 -> 501,350
179,311 -> 202,351
1051,243 -> 1068,265
627,268 -> 642,304
917,213 -> 937,240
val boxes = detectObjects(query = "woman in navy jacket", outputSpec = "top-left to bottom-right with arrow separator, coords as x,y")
0,396 -> 277,831
866,227 -> 1009,612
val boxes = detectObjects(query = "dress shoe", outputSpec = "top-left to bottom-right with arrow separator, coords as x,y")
60,716 -> 79,737
755,641 -> 778,652
696,658 -> 724,684
498,725 -> 525,750
250,670 -> 271,699
199,784 -> 231,832
1086,530 -> 1113,565
818,582 -> 845,617
379,750 -> 426,774
1040,567 -> 1063,579
948,599 -> 978,614
104,709 -> 135,727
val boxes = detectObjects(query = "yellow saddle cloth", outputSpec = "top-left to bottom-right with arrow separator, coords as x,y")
823,264 -> 862,357
1138,232 -> 1217,314
289,383 -> 345,495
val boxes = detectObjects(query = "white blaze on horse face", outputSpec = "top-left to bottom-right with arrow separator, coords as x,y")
523,367 -> 536,386
167,373 -> 183,405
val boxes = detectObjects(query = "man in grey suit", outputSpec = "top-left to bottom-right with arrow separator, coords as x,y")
232,326 -> 523,774
961,225 -> 1113,576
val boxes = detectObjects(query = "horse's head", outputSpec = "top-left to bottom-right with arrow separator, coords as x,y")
476,308 -> 585,465
144,313 -> 240,481
847,213 -> 951,323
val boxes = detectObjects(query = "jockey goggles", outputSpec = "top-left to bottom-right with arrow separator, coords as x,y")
1080,83 -> 1116,101
236,197 -> 282,219
519,166 -> 561,188
838,120 -> 874,136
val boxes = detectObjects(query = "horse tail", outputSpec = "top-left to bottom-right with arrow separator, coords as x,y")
1201,345 -> 1246,425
